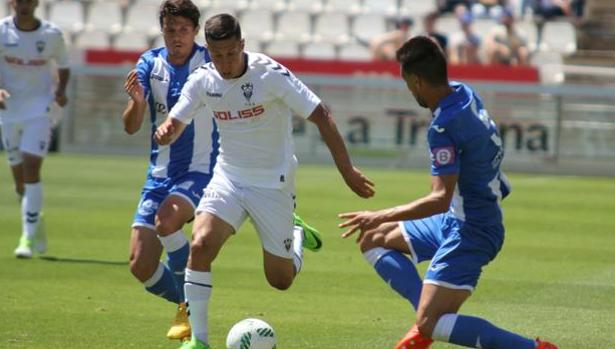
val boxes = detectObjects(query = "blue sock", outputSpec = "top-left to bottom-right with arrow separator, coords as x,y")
445,314 -> 536,349
364,248 -> 422,310
166,242 -> 189,301
144,262 -> 181,304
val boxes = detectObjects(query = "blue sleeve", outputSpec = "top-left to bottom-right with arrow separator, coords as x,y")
136,53 -> 153,98
428,123 -> 460,176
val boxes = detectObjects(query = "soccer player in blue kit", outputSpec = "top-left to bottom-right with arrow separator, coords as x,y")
339,36 -> 558,349
122,0 -> 217,340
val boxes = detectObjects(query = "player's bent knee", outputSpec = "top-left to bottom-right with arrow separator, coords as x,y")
129,253 -> 158,282
266,275 -> 293,290
155,219 -> 181,236
359,232 -> 385,253
190,234 -> 216,262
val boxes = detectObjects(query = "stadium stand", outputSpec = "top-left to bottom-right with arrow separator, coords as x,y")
48,0 -> 85,35
5,0 -> 607,85
563,0 -> 615,85
287,0 -> 324,15
265,40 -> 301,58
241,9 -> 275,42
86,1 -> 123,33
303,42 -> 337,59
74,29 -> 111,49
275,10 -> 312,44
124,1 -> 161,37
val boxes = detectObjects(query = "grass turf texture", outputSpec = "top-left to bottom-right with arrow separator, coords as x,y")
1,153 -> 614,349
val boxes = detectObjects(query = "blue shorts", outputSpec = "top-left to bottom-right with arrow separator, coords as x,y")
132,171 -> 213,229
400,213 -> 504,291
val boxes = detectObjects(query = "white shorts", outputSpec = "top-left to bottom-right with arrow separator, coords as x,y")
197,171 -> 296,259
1,116 -> 52,166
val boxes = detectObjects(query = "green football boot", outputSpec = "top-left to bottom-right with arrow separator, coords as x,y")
14,236 -> 34,259
293,213 -> 322,252
178,336 -> 211,349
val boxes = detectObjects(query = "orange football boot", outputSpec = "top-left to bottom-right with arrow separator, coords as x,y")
394,325 -> 433,349
535,338 -> 558,349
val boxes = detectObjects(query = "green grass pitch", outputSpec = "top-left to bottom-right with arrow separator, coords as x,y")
1,154 -> 614,348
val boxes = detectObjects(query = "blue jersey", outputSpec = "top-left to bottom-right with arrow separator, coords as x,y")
428,82 -> 511,227
136,44 -> 219,179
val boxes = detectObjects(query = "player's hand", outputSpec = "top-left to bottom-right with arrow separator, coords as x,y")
124,69 -> 145,104
0,89 -> 10,109
55,90 -> 68,107
154,119 -> 175,145
338,210 -> 382,242
343,167 -> 375,198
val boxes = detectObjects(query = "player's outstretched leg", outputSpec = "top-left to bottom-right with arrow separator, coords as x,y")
178,335 -> 211,349
293,213 -> 322,252
431,313 -> 555,349
394,325 -> 433,349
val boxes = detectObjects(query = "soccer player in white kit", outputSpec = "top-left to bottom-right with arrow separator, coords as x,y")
0,0 -> 70,259
155,14 -> 375,349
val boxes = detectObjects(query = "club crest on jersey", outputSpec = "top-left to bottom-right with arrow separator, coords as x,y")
36,40 -> 46,54
241,82 -> 254,105
138,199 -> 159,216
432,146 -> 455,167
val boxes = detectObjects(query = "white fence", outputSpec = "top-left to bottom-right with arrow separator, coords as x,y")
60,65 -> 615,176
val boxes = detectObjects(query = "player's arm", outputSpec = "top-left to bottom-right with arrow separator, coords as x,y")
308,104 -> 375,198
339,173 -> 457,239
154,116 -> 188,146
0,89 -> 9,110
155,72 -> 205,145
55,68 -> 70,107
52,29 -> 70,108
122,69 -> 147,135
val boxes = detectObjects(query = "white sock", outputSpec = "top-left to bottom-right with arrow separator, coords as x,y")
362,247 -> 391,266
143,262 -> 165,287
158,229 -> 187,252
185,269 -> 212,344
292,226 -> 304,274
22,182 -> 43,240
432,313 -> 458,342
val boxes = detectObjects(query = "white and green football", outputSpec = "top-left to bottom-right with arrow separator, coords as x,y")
226,318 -> 277,349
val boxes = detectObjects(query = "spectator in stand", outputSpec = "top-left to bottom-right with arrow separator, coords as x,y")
423,12 -> 448,53
436,0 -> 474,14
485,7 -> 529,65
368,17 -> 414,61
471,0 -> 507,19
532,0 -> 584,50
448,8 -> 482,65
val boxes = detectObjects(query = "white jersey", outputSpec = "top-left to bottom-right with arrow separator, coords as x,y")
172,52 -> 321,188
0,17 -> 68,122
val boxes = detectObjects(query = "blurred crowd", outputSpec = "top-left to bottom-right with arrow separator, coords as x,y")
368,0 -> 585,66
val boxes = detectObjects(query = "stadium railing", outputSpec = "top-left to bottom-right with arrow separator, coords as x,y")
59,64 -> 615,177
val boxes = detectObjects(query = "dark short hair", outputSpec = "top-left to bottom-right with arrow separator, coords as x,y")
204,13 -> 242,42
396,36 -> 448,86
159,0 -> 200,29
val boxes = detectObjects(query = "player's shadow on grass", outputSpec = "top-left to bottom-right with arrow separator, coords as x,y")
40,255 -> 128,266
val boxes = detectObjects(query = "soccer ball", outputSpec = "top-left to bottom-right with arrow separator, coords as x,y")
226,318 -> 277,349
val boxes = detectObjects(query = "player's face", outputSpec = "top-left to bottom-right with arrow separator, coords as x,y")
161,16 -> 199,61
402,70 -> 428,108
11,0 -> 38,18
207,37 -> 245,79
